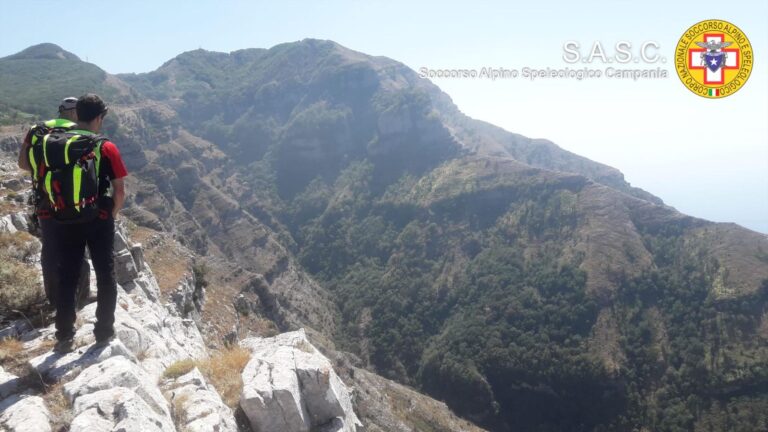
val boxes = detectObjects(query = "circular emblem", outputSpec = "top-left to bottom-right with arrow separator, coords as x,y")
675,19 -> 753,98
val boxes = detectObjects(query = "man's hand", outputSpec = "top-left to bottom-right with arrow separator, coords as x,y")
17,135 -> 32,172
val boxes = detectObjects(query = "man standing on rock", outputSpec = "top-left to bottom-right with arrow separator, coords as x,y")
42,94 -> 127,353
18,97 -> 90,308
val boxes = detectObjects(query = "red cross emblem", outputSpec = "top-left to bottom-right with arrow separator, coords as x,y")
687,33 -> 739,85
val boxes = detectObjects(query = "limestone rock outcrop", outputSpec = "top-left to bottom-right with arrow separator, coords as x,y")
239,329 -> 362,432
161,368 -> 238,432
0,211 -> 364,432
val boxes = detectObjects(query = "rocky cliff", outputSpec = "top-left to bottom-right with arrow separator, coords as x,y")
0,150 -> 483,431
0,212 -> 358,432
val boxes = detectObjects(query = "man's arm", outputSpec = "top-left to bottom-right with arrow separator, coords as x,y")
100,141 -> 129,219
17,131 -> 32,172
112,178 -> 125,219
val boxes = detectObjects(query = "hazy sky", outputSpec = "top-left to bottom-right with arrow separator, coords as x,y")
2,0 -> 766,232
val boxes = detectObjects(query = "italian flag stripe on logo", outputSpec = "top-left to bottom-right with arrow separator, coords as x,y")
708,88 -> 720,96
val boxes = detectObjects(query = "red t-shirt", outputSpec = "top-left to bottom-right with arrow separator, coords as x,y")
100,141 -> 128,180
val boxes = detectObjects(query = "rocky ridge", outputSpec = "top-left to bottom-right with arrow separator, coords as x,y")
0,210 -> 361,432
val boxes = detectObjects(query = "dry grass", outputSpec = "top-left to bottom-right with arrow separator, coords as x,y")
123,224 -> 191,296
198,346 -> 251,408
2,338 -> 56,378
252,317 -> 280,338
0,261 -> 43,317
142,235 -> 192,295
383,383 -> 487,432
0,337 -> 24,365
124,223 -> 156,245
172,393 -> 190,428
163,347 -> 251,409
163,359 -> 196,380
0,198 -> 22,214
42,381 -> 73,431
0,231 -> 39,260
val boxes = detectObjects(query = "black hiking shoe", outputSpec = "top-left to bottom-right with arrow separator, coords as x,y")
94,333 -> 115,348
53,337 -> 75,354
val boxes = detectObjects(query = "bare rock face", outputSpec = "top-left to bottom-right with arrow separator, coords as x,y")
0,393 -> 52,432
161,367 -> 238,432
239,329 -> 362,432
1,365 -> 50,432
170,272 -> 205,324
64,356 -> 175,431
0,214 -> 17,233
1,220 -> 221,432
114,229 -> 141,286
70,387 -> 169,432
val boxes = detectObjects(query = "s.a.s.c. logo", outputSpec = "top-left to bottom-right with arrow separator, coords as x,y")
675,19 -> 753,98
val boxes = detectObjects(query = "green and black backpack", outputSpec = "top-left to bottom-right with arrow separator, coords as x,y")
28,120 -> 107,223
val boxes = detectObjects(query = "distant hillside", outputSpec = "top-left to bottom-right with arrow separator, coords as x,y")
0,43 -> 137,122
1,40 -> 767,432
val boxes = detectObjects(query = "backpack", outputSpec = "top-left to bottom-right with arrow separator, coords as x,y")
28,121 -> 107,224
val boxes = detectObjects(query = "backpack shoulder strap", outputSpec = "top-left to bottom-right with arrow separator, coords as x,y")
44,119 -> 77,129
30,119 -> 78,145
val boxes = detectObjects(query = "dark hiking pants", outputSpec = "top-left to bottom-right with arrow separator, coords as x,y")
50,215 -> 117,341
40,218 -> 89,308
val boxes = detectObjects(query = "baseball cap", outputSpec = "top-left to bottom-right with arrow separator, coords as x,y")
58,97 -> 78,112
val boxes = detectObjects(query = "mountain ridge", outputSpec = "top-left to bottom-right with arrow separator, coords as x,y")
1,40 -> 767,431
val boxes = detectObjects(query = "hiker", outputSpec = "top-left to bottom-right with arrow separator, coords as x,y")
18,97 -> 77,171
26,94 -> 127,353
18,97 -> 89,307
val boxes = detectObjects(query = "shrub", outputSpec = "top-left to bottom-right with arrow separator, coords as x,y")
163,359 -> 196,379
0,231 -> 40,262
0,258 -> 44,317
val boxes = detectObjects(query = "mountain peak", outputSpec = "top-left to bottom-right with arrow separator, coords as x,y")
3,43 -> 80,61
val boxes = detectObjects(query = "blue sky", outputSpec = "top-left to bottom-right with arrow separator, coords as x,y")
2,0 -> 767,232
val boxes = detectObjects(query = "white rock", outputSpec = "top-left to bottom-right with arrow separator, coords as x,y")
70,387 -> 173,432
240,329 -> 362,432
10,212 -> 28,232
115,249 -> 140,285
123,271 -> 161,303
163,367 -> 238,432
294,349 -> 352,425
130,244 -> 145,272
0,319 -> 34,340
240,347 -> 311,432
0,214 -> 17,234
0,366 -> 21,400
33,281 -> 207,381
170,273 -> 204,322
29,338 -> 136,382
64,355 -> 172,421
3,216 -> 214,432
114,229 -> 131,252
0,394 -> 52,432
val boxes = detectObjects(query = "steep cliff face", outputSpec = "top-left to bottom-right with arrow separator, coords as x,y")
0,209 -> 455,432
0,149 -> 487,431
